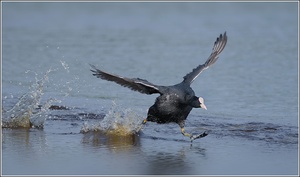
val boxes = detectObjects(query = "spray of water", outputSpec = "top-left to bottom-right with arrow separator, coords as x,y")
60,60 -> 70,73
2,69 -> 58,128
81,102 -> 144,136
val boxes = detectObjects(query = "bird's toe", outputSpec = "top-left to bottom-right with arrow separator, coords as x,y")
190,131 -> 209,142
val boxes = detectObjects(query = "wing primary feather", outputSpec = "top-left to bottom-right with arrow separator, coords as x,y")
90,64 -> 161,95
183,32 -> 227,85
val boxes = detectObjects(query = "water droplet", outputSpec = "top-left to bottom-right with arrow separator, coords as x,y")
60,60 -> 70,72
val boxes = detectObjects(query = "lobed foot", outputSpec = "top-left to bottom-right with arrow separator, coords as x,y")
181,127 -> 209,142
190,131 -> 208,142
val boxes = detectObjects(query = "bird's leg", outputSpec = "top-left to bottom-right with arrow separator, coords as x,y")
179,121 -> 193,139
181,127 -> 208,142
181,127 -> 192,137
135,118 -> 147,133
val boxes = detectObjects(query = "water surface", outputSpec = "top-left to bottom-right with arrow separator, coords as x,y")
2,2 -> 298,175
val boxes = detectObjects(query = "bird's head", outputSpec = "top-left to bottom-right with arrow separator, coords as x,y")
198,97 -> 207,110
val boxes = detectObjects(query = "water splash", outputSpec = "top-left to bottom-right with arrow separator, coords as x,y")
60,60 -> 70,73
81,102 -> 144,136
2,69 -> 58,128
30,98 -> 61,127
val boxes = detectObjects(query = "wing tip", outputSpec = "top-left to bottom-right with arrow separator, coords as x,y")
89,64 -> 103,78
213,31 -> 228,52
217,31 -> 227,42
223,31 -> 227,41
89,64 -> 97,71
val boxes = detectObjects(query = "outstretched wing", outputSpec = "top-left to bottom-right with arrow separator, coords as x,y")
90,64 -> 161,95
183,32 -> 228,85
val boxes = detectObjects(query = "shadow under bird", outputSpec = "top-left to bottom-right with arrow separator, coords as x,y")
90,32 -> 227,142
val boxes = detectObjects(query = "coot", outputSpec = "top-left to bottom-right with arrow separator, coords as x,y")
90,32 -> 227,142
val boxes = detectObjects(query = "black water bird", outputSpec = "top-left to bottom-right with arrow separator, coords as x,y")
90,32 -> 227,142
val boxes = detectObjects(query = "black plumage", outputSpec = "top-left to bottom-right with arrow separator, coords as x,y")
90,32 -> 227,142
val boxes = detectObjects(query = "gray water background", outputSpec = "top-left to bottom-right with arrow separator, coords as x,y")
1,2 -> 298,175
